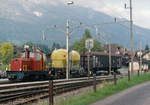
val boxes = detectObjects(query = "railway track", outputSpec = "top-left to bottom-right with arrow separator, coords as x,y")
0,75 -> 126,105
0,75 -> 109,85
0,79 -> 31,85
0,79 -> 11,85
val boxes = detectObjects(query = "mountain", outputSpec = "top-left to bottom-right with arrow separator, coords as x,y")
0,1 -> 150,49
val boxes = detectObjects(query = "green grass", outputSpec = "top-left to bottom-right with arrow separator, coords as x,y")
59,73 -> 150,105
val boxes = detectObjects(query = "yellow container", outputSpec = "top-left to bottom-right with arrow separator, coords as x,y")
70,50 -> 80,67
51,49 -> 80,68
51,49 -> 67,68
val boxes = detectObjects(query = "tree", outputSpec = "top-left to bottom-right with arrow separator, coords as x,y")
51,42 -> 65,53
24,42 -> 34,47
70,29 -> 103,53
51,42 -> 61,51
36,43 -> 51,55
83,29 -> 92,38
0,42 -> 14,65
23,42 -> 51,55
23,42 -> 34,51
13,52 -> 20,59
145,44 -> 149,50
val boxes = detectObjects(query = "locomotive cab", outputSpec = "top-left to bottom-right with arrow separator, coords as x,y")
11,50 -> 45,71
7,48 -> 51,81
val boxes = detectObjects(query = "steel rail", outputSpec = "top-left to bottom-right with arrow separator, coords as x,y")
0,75 -> 126,105
0,75 -> 109,90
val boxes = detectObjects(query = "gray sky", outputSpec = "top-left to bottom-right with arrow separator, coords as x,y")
72,0 -> 150,29
0,0 -> 150,29
25,0 -> 150,29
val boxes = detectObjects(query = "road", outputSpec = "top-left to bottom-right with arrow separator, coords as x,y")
91,81 -> 150,105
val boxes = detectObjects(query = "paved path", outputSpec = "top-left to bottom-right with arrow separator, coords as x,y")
91,81 -> 150,105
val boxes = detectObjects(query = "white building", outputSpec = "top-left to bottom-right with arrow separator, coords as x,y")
129,59 -> 149,72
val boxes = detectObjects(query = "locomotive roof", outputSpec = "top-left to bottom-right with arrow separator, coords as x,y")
81,51 -> 121,57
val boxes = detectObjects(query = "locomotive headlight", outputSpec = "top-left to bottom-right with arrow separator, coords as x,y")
48,71 -> 51,74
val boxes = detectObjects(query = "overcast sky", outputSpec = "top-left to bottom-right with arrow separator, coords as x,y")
69,0 -> 150,29
0,0 -> 150,29
22,0 -> 150,29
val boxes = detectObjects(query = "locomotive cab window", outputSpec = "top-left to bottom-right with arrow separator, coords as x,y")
36,53 -> 41,60
30,52 -> 34,58
21,52 -> 25,58
21,52 -> 34,58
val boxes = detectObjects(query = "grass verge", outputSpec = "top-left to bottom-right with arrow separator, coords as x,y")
59,73 -> 150,105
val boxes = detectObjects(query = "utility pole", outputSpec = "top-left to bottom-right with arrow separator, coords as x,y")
42,24 -> 70,80
130,0 -> 134,75
109,42 -> 111,75
42,30 -> 46,40
125,0 -> 133,81
66,19 -> 69,80
88,49 -> 91,77
139,42 -> 142,76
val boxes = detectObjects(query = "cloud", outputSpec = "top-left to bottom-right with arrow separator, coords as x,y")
0,1 -> 23,20
33,11 -> 42,17
72,0 -> 150,29
133,10 -> 150,28
15,12 -> 21,16
94,4 -> 126,17
0,0 -> 149,29
21,0 -> 63,5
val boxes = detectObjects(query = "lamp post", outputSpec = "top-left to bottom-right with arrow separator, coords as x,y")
42,4 -> 84,80
42,1 -> 75,80
67,1 -> 74,5
66,1 -> 74,79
